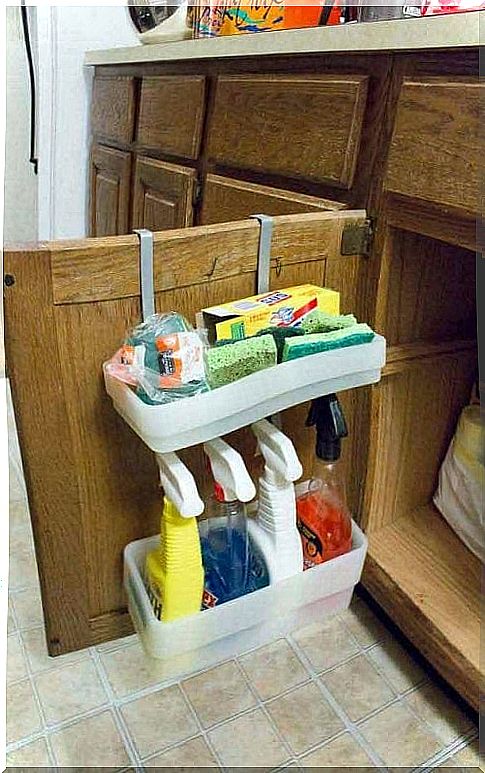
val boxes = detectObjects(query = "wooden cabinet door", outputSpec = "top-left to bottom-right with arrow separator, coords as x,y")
91,76 -> 135,145
132,156 -> 197,232
200,174 -> 345,225
90,145 -> 131,237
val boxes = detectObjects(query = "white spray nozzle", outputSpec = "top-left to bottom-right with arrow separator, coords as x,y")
251,419 -> 303,484
203,437 -> 256,503
155,452 -> 204,518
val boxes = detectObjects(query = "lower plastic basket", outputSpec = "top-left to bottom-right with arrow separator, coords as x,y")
124,520 -> 368,679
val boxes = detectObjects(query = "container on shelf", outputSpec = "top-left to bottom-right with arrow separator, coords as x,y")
104,335 -> 386,454
124,520 -> 367,675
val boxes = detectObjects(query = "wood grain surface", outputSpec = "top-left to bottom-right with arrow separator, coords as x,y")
208,74 -> 368,188
132,156 -> 196,232
90,145 -> 132,237
137,75 -> 206,159
91,76 -> 135,145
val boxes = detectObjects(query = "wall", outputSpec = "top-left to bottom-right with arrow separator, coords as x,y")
4,6 -> 38,244
36,6 -> 138,240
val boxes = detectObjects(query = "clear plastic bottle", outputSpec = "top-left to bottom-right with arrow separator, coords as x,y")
296,394 -> 352,569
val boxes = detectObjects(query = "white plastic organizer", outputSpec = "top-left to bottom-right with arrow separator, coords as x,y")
104,335 -> 386,453
124,520 -> 367,675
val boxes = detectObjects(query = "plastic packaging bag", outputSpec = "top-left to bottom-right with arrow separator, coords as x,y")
106,312 -> 209,404
434,405 -> 484,563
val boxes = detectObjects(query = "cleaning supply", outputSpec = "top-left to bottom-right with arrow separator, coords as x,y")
248,419 -> 304,583
205,334 -> 277,388
301,311 -> 358,335
201,438 -> 268,606
282,324 -> 375,362
296,394 -> 352,569
202,284 -> 340,343
144,452 -> 205,622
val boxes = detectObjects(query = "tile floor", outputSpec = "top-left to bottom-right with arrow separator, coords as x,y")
6,383 -> 480,770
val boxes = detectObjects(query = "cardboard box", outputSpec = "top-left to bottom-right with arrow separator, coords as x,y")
202,284 -> 340,342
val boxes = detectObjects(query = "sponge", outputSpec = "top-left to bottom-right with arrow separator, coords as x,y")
206,334 -> 277,388
282,324 -> 375,362
301,310 -> 358,335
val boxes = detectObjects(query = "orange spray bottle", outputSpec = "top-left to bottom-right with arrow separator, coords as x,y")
296,394 -> 352,569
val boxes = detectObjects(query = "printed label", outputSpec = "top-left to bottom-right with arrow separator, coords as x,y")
258,291 -> 291,306
297,516 -> 324,569
202,588 -> 218,609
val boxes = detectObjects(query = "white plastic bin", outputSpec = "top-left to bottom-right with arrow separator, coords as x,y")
105,336 -> 386,453
124,520 -> 368,679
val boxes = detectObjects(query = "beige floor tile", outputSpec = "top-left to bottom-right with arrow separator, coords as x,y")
21,626 -> 88,674
6,679 -> 42,744
183,661 -> 256,728
6,737 -> 52,767
359,701 -> 442,768
291,616 -> 360,672
322,654 -> 395,722
239,639 -> 308,701
9,457 -> 27,503
266,682 -> 343,756
96,633 -> 138,653
50,710 -> 130,769
7,633 -> 28,684
301,731 -> 375,768
342,598 -> 390,648
11,586 -> 45,629
8,500 -> 31,533
367,639 -> 426,694
208,708 -> 289,770
99,641 -> 167,698
121,684 -> 198,758
8,540 -> 39,592
144,735 -> 219,768
35,658 -> 108,724
405,683 -> 474,745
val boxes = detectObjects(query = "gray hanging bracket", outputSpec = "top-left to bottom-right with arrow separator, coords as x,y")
250,214 -> 274,294
134,228 -> 155,322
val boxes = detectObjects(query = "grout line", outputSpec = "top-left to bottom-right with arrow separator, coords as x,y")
177,679 -> 226,771
90,645 -> 144,771
413,727 -> 479,772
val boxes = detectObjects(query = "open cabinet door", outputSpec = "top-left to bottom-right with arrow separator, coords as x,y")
4,210 -> 372,654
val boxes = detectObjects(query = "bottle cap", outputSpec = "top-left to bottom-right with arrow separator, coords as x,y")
306,393 -> 348,462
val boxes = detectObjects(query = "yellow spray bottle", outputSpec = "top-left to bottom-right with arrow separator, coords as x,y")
145,451 -> 205,622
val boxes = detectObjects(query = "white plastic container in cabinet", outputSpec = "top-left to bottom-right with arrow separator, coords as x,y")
124,520 -> 367,678
105,335 -> 386,453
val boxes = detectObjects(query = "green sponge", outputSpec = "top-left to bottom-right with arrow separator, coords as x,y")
301,310 -> 358,335
282,324 -> 375,362
206,334 -> 277,388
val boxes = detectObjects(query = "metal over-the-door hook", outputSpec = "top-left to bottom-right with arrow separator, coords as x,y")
250,214 -> 274,295
134,228 -> 155,322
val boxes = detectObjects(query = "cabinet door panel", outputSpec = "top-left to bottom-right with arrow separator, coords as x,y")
385,77 -> 481,215
208,74 -> 368,188
132,156 -> 196,231
200,174 -> 345,224
91,76 -> 135,145
137,76 -> 206,159
90,145 -> 131,237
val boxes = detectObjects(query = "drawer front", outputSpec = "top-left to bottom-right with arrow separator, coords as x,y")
91,76 -> 135,145
385,78 -> 481,215
132,156 -> 196,232
137,76 -> 206,159
208,74 -> 368,188
90,145 -> 131,236
200,174 -> 345,224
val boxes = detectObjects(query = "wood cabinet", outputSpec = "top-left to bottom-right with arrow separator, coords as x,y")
200,175 -> 345,224
90,144 -> 131,237
208,74 -> 368,188
10,42 -> 479,710
137,76 -> 206,159
132,156 -> 197,231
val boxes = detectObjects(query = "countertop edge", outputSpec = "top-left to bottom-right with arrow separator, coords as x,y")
85,13 -> 481,66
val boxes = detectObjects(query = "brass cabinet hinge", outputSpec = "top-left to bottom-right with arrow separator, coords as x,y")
192,179 -> 203,209
341,218 -> 373,257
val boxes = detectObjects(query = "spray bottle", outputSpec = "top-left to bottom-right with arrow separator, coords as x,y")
296,394 -> 352,569
201,438 -> 268,607
248,419 -> 304,583
145,452 -> 205,621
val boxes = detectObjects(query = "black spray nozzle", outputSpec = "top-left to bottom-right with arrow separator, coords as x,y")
306,393 -> 348,461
